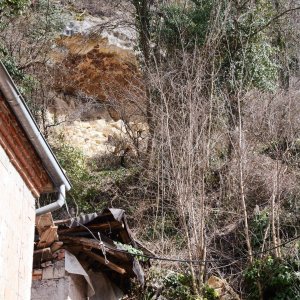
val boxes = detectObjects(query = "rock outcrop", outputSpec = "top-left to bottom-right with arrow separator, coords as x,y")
46,2 -> 147,158
207,276 -> 240,300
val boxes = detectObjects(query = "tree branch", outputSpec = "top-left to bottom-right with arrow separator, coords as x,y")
250,6 -> 300,38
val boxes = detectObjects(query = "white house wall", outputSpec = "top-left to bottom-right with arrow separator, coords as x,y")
0,145 -> 35,300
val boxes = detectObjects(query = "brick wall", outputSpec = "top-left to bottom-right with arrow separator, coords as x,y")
0,93 -> 53,197
0,145 -> 35,300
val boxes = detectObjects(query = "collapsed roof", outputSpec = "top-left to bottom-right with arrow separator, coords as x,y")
34,208 -> 152,297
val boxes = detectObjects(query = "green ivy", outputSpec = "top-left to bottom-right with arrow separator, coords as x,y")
250,211 -> 269,248
114,241 -> 147,262
53,138 -> 140,213
226,0 -> 279,91
202,284 -> 219,300
163,272 -> 194,299
53,140 -> 95,212
158,1 -> 213,49
142,268 -> 198,300
244,256 -> 300,299
155,0 -> 279,92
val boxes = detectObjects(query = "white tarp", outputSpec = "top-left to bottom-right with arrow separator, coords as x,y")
65,250 -> 95,297
65,250 -> 124,300
88,270 -> 124,300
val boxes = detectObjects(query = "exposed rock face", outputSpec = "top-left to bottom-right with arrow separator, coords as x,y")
51,118 -> 147,158
47,1 -> 147,157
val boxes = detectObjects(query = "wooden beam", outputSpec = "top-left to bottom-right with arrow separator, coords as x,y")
32,269 -> 42,281
59,236 -> 129,261
119,229 -> 131,244
83,250 -> 126,275
36,212 -> 54,235
63,245 -> 83,255
37,225 -> 58,249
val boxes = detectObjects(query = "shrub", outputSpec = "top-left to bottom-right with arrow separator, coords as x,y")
53,137 -> 141,214
0,0 -> 29,16
142,268 -> 196,300
158,1 -> 213,49
250,211 -> 269,248
202,285 -> 219,300
53,141 -> 95,212
244,256 -> 300,299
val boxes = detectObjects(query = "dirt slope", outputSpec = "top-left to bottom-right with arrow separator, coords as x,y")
52,34 -> 145,121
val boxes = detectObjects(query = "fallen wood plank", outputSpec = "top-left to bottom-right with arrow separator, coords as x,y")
119,229 -> 131,244
32,269 -> 43,280
83,250 -> 126,275
134,239 -> 156,257
63,245 -> 83,255
33,269 -> 42,276
37,225 -> 58,249
59,236 -> 129,261
36,212 -> 54,235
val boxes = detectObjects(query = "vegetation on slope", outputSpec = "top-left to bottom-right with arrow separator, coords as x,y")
1,0 -> 300,299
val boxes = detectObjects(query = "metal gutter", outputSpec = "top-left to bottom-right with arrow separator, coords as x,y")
0,61 -> 71,213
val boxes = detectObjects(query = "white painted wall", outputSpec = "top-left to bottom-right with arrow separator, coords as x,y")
0,145 -> 36,300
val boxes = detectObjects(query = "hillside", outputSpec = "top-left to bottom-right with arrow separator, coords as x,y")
0,0 -> 299,299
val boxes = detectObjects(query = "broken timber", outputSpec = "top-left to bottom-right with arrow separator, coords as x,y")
36,212 -> 58,249
83,250 -> 126,274
59,236 -> 130,261
33,208 -> 149,290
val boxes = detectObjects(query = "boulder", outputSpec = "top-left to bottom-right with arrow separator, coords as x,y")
207,276 -> 240,300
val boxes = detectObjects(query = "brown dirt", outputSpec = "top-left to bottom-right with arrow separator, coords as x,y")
52,34 -> 145,121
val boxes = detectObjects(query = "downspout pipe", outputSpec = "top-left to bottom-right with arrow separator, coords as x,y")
36,185 -> 66,216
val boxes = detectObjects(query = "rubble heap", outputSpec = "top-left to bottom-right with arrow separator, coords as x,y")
33,208 -> 151,299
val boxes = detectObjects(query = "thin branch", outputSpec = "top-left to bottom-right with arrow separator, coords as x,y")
250,6 -> 300,38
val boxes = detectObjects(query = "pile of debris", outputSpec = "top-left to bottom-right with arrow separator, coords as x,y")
32,208 -> 151,299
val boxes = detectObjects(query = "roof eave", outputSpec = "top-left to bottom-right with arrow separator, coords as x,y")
0,61 -> 71,192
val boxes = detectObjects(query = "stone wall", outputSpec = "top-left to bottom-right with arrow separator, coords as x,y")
31,259 -> 88,300
31,275 -> 87,300
0,145 -> 36,300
